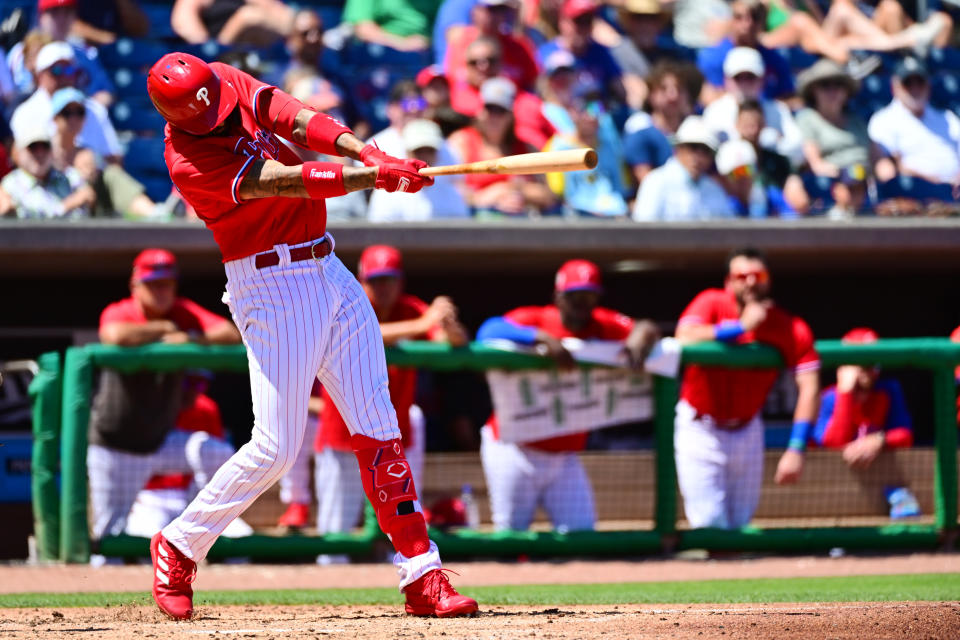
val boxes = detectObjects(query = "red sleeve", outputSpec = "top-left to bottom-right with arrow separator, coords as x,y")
790,317 -> 820,374
884,427 -> 914,448
514,93 -> 555,149
677,290 -> 720,327
99,299 -> 139,328
951,326 -> 960,380
173,298 -> 229,332
167,136 -> 259,214
504,306 -> 547,328
509,35 -> 541,90
821,390 -> 857,448
594,308 -> 635,340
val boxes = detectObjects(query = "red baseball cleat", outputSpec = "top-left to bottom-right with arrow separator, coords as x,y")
276,502 -> 310,529
150,532 -> 196,620
404,569 -> 478,618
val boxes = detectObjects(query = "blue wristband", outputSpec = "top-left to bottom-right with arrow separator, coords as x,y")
788,421 -> 813,452
714,320 -> 745,342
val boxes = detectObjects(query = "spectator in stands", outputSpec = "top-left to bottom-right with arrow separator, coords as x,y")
432,0 -> 477,64
868,57 -> 960,186
716,139 -> 796,218
632,115 -> 734,221
49,88 -> 165,219
7,0 -> 115,106
87,249 -> 241,547
171,0 -> 296,46
813,328 -> 913,469
825,164 -> 869,219
475,259 -> 660,532
73,0 -> 149,45
537,0 -> 624,103
0,118 -> 94,219
736,99 -> 809,214
544,85 -> 629,218
416,65 -> 471,137
671,0 -> 732,50
609,0 -> 676,111
796,59 -> 873,179
343,0 -> 441,52
11,42 -> 122,165
697,0 -> 793,103
8,30 -> 52,102
450,36 -> 555,148
702,47 -> 803,166
281,10 -> 349,125
124,371 -> 252,540
368,119 -> 470,221
622,60 -> 701,185
868,0 -> 953,52
369,80 -> 459,169
445,0 -> 539,92
312,246 -> 468,544
674,247 -> 819,529
448,77 -> 556,217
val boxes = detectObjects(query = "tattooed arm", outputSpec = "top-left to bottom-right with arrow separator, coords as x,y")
238,159 -> 377,199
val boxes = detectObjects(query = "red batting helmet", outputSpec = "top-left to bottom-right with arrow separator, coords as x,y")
147,52 -> 238,136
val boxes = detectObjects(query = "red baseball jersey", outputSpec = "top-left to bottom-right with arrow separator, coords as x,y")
677,288 -> 819,422
100,296 -> 228,333
144,392 -> 224,491
488,305 -> 635,452
314,294 -> 442,452
163,63 -> 351,262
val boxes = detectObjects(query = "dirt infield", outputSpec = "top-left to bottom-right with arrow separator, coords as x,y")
1,602 -> 958,639
4,552 -> 959,594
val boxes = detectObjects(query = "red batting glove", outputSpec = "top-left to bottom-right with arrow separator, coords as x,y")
359,143 -> 403,167
403,158 -> 434,186
375,162 -> 432,193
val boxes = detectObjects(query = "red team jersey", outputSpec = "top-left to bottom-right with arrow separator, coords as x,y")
489,305 -> 635,452
677,289 -> 819,422
163,63 -> 351,261
100,296 -> 228,334
314,294 -> 442,452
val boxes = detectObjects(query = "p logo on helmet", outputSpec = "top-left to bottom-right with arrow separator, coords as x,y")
147,52 -> 238,136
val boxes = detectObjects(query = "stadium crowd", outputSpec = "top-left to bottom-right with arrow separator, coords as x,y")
0,0 -> 959,219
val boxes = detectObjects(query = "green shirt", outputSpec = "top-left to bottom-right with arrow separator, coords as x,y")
795,107 -> 871,170
343,0 -> 442,38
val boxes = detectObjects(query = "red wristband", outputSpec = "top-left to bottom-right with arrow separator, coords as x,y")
302,162 -> 346,200
305,112 -> 352,156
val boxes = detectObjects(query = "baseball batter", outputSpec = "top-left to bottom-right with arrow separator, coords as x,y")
476,260 -> 660,531
145,53 -> 477,619
674,247 -> 819,529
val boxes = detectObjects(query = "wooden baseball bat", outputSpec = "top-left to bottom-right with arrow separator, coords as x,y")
419,148 -> 597,177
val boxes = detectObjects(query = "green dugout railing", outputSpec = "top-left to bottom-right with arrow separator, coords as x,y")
32,339 -> 960,563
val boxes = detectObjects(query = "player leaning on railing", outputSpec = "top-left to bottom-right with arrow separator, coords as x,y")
144,52 -> 476,620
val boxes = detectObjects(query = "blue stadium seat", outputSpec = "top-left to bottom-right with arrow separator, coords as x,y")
99,38 -> 172,70
782,47 -> 818,71
858,73 -> 892,104
111,67 -> 148,98
926,47 -> 960,74
138,175 -> 174,203
111,98 -> 166,133
877,175 -> 955,203
122,137 -> 168,176
931,72 -> 960,109
800,172 -> 836,215
140,3 -> 177,39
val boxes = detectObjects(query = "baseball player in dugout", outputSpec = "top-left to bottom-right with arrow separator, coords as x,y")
145,53 -> 477,619
313,245 -> 468,544
674,247 -> 820,529
89,250 -> 241,556
476,259 -> 661,531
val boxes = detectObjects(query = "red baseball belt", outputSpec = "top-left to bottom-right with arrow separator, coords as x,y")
254,237 -> 332,270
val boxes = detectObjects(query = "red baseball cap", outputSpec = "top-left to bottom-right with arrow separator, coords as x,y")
842,327 -> 879,344
555,259 -> 602,293
132,248 -> 178,282
38,0 -> 75,11
358,245 -> 403,280
562,0 -> 599,19
416,64 -> 447,88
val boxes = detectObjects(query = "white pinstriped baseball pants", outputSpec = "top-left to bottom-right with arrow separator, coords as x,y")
161,235 -> 442,588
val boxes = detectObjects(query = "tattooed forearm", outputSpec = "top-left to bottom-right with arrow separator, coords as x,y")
236,160 -> 378,200
334,131 -> 367,161
343,166 -> 377,192
238,159 -> 309,199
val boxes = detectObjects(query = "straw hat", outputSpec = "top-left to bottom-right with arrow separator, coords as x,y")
797,59 -> 859,103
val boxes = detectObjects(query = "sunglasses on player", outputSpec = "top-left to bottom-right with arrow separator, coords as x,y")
729,269 -> 769,283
